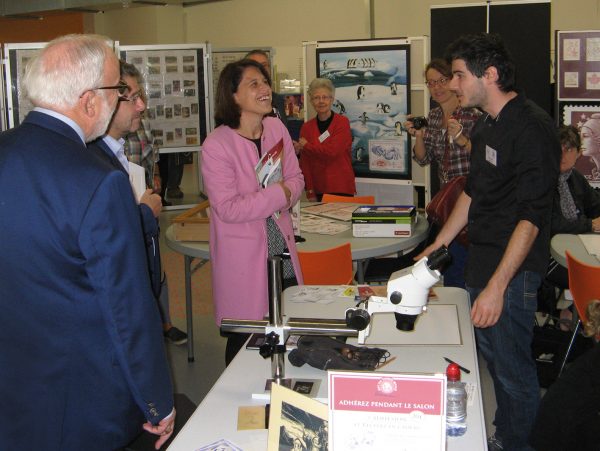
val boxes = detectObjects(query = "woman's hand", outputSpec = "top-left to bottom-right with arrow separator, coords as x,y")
280,182 -> 292,205
447,118 -> 462,140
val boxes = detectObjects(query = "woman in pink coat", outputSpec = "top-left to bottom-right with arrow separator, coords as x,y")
202,59 -> 305,364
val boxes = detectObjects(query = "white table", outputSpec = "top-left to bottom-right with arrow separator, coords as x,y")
165,213 -> 429,361
167,286 -> 487,451
550,233 -> 600,268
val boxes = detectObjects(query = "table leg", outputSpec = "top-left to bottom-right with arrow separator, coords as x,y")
356,259 -> 366,284
184,255 -> 194,362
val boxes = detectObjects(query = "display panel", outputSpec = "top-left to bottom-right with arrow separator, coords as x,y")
121,45 -> 210,147
558,30 -> 600,101
316,41 -> 411,179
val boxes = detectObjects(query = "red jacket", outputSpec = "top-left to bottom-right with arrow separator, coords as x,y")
300,113 -> 356,197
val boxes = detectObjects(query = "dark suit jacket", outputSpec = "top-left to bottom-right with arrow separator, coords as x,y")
88,137 -> 162,299
0,111 -> 173,451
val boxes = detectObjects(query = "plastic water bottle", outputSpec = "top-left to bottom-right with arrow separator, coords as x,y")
446,363 -> 467,437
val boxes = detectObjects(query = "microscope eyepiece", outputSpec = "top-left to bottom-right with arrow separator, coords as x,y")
426,245 -> 451,271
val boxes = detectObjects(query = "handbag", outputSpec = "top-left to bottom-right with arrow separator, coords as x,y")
426,175 -> 468,246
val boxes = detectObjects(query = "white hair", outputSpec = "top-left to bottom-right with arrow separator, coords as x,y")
308,78 -> 335,98
23,34 -> 111,110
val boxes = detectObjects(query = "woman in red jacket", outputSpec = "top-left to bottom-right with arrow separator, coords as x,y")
294,78 -> 355,201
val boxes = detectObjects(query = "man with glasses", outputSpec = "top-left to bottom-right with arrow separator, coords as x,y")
90,60 -> 188,346
0,35 -> 175,450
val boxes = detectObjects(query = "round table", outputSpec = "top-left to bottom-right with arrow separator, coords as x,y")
550,233 -> 600,268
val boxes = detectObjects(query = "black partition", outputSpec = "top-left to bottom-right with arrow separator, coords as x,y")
431,2 -> 551,114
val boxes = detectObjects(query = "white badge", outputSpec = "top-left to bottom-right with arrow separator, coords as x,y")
318,130 -> 330,143
486,145 -> 498,166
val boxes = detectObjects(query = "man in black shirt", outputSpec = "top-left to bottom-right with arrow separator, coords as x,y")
418,34 -> 560,450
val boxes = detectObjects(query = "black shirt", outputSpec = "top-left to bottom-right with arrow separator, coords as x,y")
465,93 -> 560,287
317,112 -> 335,135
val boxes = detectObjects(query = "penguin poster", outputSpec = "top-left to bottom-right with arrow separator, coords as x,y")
316,41 -> 411,179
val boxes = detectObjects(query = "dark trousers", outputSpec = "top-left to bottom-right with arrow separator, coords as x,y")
158,153 -> 184,194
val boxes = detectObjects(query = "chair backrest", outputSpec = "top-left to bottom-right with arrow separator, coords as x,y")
298,243 -> 353,285
321,194 -> 375,204
566,251 -> 600,324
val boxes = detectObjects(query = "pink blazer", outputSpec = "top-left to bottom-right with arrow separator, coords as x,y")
201,117 -> 305,324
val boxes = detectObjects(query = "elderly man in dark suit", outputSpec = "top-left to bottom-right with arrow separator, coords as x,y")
0,34 -> 175,450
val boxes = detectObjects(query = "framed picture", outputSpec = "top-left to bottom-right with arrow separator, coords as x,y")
267,382 -> 328,451
562,104 -> 600,187
557,30 -> 600,101
316,40 -> 411,179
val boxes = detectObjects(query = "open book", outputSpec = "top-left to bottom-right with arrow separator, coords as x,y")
255,138 -> 283,188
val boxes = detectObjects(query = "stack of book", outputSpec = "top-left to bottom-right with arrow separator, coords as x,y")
351,205 -> 416,238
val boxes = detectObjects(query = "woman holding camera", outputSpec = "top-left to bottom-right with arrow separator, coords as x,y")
405,59 -> 480,289
405,58 -> 480,186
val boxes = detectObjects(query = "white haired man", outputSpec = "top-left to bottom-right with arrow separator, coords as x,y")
0,34 -> 175,450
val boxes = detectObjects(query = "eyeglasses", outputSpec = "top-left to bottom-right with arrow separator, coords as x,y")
312,95 -> 332,101
425,77 -> 449,88
95,81 -> 130,97
118,90 -> 144,103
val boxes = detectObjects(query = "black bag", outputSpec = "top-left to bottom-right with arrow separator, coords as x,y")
288,336 -> 389,371
532,325 -> 594,388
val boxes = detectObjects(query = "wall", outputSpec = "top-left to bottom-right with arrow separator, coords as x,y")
92,0 -> 600,85
93,4 -> 184,45
0,11 -> 84,44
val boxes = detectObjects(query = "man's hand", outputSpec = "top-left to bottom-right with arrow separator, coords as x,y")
471,284 -> 505,328
140,189 -> 162,218
142,408 -> 176,450
153,174 -> 162,194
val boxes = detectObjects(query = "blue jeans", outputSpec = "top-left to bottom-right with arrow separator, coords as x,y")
467,271 -> 541,451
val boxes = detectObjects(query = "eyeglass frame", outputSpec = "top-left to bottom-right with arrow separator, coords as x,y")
311,95 -> 333,102
425,77 -> 450,88
118,89 -> 144,103
84,80 -> 130,98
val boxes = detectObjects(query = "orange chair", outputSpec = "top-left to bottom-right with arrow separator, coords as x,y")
321,194 -> 375,204
298,243 -> 354,285
559,251 -> 600,375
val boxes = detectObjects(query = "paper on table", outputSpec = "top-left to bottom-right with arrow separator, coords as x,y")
579,234 -> 600,259
355,304 -> 462,346
128,162 -> 146,203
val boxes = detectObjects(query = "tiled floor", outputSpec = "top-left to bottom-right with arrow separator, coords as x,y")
158,208 -> 498,439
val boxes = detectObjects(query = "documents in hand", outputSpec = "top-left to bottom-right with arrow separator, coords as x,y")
255,138 -> 283,188
328,371 -> 446,451
128,162 -> 146,203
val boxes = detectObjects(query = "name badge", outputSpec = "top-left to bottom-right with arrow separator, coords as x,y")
318,130 -> 330,143
486,145 -> 498,166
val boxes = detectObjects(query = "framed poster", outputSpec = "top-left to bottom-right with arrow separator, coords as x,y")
562,104 -> 600,187
3,43 -> 45,128
120,44 -> 211,149
316,40 -> 411,179
267,383 -> 328,451
557,30 -> 600,101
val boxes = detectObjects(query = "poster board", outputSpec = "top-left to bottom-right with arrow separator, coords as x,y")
562,104 -> 600,188
305,37 -> 429,206
557,30 -> 600,101
212,47 -> 274,121
119,43 -> 212,150
316,39 -> 411,180
3,42 -> 45,128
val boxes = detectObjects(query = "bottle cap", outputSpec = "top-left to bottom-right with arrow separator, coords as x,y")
446,363 -> 461,382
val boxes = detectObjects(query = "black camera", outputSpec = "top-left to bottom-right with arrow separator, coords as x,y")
411,116 -> 428,130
